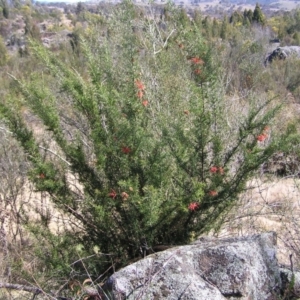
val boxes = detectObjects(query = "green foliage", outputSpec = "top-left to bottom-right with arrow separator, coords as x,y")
0,1 -> 297,282
76,1 -> 85,16
229,11 -> 243,25
262,55 -> 300,103
24,16 -> 41,41
269,8 -> 300,45
220,16 -> 229,39
229,5 -> 266,29
0,35 -> 8,66
69,26 -> 83,55
0,0 -> 9,19
285,9 -> 300,35
253,3 -> 266,25
244,9 -> 253,23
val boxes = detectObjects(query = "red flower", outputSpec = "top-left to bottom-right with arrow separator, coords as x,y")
209,190 -> 218,196
39,173 -> 45,179
257,133 -> 267,142
142,100 -> 149,107
109,189 -> 117,199
135,80 -> 145,91
190,57 -> 204,65
210,166 -> 225,174
121,192 -> 129,200
137,90 -> 144,99
188,202 -> 200,211
121,146 -> 131,154
218,167 -> 224,175
210,166 -> 218,173
194,68 -> 201,75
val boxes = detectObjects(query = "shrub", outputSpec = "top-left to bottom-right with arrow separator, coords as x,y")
0,1 -> 297,282
0,35 -> 8,66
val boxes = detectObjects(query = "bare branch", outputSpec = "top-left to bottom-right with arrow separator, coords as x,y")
7,73 -> 17,81
39,146 -> 71,166
153,29 -> 176,55
0,282 -> 42,295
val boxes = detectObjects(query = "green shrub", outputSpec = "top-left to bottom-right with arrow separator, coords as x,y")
0,1 -> 297,281
0,35 -> 8,66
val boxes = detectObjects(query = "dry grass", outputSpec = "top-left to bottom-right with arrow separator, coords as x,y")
217,176 -> 300,268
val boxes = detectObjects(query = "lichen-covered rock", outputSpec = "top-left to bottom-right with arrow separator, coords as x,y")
105,232 -> 281,299
265,46 -> 300,65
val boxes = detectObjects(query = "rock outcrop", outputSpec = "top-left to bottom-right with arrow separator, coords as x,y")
105,232 -> 285,299
265,46 -> 300,65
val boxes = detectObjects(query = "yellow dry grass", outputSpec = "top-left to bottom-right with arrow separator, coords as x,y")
218,176 -> 300,267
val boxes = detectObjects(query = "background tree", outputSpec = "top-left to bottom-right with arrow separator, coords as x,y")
220,16 -> 229,39
202,15 -> 212,38
244,9 -> 253,24
76,1 -> 85,16
24,16 -> 41,41
229,11 -> 243,26
253,3 -> 266,26
212,18 -> 219,37
0,36 -> 8,65
0,0 -> 9,18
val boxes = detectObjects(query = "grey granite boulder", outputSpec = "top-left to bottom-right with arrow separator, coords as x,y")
105,232 -> 281,300
265,46 -> 300,65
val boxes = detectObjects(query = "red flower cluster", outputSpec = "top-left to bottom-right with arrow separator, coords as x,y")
137,90 -> 144,99
109,190 -> 130,200
135,80 -> 145,91
209,190 -> 218,196
190,57 -> 204,65
210,166 -> 224,175
188,202 -> 200,211
257,134 -> 267,142
121,146 -> 131,154
121,192 -> 129,200
210,166 -> 218,173
142,100 -> 149,107
109,189 -> 117,199
135,79 -> 147,102
257,126 -> 270,142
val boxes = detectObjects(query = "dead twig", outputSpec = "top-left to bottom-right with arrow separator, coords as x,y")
0,282 -> 42,295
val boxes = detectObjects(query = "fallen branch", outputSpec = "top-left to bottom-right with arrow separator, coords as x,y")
0,282 -> 42,295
